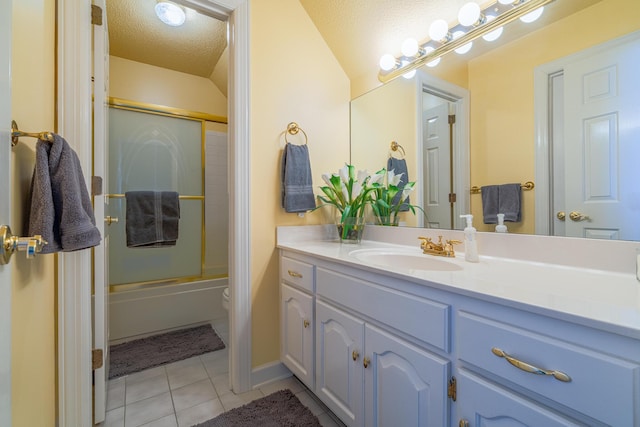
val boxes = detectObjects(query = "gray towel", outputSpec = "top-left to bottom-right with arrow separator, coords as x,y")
481,185 -> 499,224
387,157 -> 410,211
27,134 -> 101,253
481,184 -> 522,224
499,183 -> 522,222
281,143 -> 316,213
125,191 -> 180,247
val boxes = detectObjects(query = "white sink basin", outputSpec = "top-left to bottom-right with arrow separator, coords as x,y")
349,248 -> 463,271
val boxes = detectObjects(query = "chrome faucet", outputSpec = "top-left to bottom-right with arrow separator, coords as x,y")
418,235 -> 461,258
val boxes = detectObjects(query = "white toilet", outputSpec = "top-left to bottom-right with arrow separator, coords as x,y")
222,287 -> 229,311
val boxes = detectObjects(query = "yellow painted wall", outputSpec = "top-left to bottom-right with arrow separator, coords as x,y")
109,56 -> 228,132
249,0 -> 350,367
10,0 -> 56,425
468,0 -> 640,232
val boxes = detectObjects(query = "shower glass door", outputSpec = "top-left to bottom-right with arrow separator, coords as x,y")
107,107 -> 204,285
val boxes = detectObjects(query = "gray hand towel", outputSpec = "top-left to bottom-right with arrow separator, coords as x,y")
125,191 -> 180,247
281,143 -> 316,213
387,157 -> 410,211
27,134 -> 101,253
499,183 -> 522,222
481,185 -> 499,224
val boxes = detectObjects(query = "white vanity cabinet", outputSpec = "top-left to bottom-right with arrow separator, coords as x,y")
279,256 -> 315,389
279,249 -> 640,427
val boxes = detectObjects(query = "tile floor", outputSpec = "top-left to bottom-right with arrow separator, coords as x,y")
99,319 -> 344,427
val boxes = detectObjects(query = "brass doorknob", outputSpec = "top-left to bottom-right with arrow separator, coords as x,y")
569,211 -> 590,222
556,211 -> 565,221
0,225 -> 48,265
104,216 -> 119,225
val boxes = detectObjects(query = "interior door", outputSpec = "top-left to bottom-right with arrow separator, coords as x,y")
92,0 -> 109,423
422,102 -> 451,229
563,35 -> 640,240
0,3 -> 13,425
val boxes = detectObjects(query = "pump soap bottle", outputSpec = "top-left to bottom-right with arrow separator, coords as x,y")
460,214 -> 479,263
495,213 -> 508,233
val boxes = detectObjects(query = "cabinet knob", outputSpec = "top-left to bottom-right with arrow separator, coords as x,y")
459,420 -> 469,427
363,356 -> 370,368
352,350 -> 359,361
303,319 -> 310,328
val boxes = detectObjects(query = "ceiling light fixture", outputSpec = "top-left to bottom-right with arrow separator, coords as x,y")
155,1 -> 186,27
378,0 -> 552,83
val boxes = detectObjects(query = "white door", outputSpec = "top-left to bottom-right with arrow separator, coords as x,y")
563,36 -> 640,240
0,2 -> 13,425
92,0 -> 110,423
422,102 -> 452,229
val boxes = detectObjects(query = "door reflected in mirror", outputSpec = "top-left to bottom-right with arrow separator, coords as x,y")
350,0 -> 640,241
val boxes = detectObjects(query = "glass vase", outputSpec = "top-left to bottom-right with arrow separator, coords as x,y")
374,215 -> 400,226
336,216 -> 366,244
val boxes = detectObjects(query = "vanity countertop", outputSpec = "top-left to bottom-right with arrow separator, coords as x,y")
277,235 -> 640,340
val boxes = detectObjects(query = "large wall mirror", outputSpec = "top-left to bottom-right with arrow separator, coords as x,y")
351,0 -> 640,241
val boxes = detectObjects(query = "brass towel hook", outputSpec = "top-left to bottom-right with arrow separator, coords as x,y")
11,120 -> 55,147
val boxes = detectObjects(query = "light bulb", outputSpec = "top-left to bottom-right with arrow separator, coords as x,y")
423,46 -> 440,67
497,0 -> 515,4
458,2 -> 481,27
520,7 -> 544,23
401,38 -> 420,57
379,54 -> 398,71
429,19 -> 450,42
482,14 -> 503,42
155,1 -> 186,27
453,31 -> 472,54
401,61 -> 416,79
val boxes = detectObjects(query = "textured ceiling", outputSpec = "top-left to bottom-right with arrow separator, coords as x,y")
107,0 -> 227,80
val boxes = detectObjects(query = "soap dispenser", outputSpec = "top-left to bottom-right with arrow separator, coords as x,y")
495,213 -> 508,233
459,214 -> 479,263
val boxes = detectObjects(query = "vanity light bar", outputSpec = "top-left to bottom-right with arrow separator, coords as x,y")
378,0 -> 556,83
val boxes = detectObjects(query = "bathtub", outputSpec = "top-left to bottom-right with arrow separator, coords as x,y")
108,277 -> 227,341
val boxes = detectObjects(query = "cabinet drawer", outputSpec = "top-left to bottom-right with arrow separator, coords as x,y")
317,267 -> 450,352
281,256 -> 314,293
458,311 -> 639,426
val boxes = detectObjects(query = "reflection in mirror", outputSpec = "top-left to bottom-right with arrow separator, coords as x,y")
351,0 -> 640,241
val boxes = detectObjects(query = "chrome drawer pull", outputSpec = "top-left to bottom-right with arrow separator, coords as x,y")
491,347 -> 571,382
287,270 -> 303,279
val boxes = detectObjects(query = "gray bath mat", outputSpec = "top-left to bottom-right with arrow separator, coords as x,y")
193,389 -> 322,427
109,324 -> 225,379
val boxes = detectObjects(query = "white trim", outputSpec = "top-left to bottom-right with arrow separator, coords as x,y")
251,362 -> 292,390
227,0 -> 252,394
57,1 -> 94,425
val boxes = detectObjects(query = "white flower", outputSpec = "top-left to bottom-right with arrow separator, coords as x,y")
370,170 -> 385,185
321,173 -> 333,187
340,181 -> 349,201
388,169 -> 403,187
339,165 -> 350,184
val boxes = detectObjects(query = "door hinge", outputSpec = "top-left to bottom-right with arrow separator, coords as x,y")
92,176 -> 103,196
91,5 -> 103,26
92,348 -> 104,370
448,114 -> 456,125
448,193 -> 457,203
448,376 -> 457,401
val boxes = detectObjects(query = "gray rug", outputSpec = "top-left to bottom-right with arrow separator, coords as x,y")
109,324 -> 225,379
193,389 -> 322,427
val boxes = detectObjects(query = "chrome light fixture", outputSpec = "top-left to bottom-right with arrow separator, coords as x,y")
378,0 -> 554,83
155,1 -> 186,27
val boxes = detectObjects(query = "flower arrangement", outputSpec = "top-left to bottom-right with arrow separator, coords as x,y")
369,167 -> 423,226
317,164 -> 376,241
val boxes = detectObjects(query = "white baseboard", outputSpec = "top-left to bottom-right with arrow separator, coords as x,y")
251,361 -> 292,390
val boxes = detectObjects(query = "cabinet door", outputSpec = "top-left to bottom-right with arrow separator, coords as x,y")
281,283 -> 314,388
364,324 -> 450,427
456,371 -> 582,427
316,300 -> 365,427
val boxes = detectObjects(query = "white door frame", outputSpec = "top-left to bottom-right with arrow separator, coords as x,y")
57,0 -> 251,424
0,1 -> 12,425
534,30 -> 640,236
